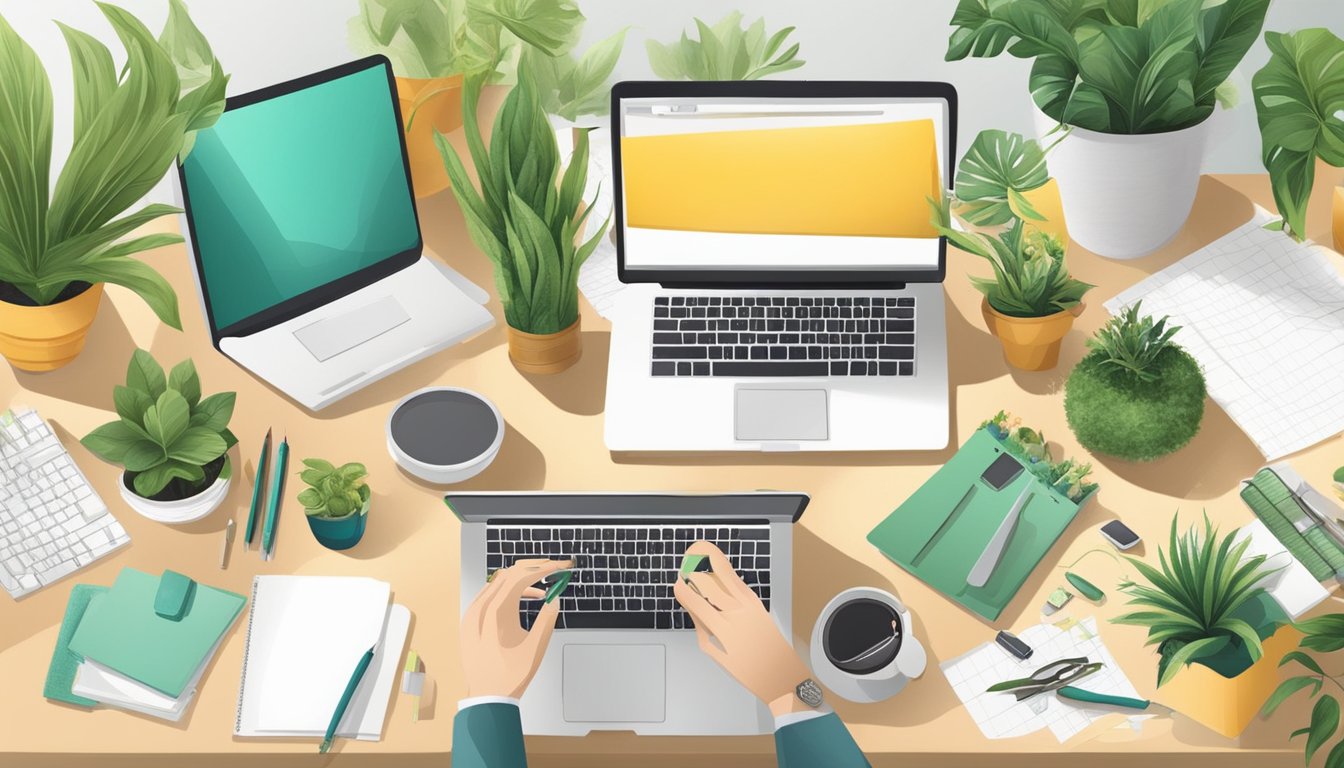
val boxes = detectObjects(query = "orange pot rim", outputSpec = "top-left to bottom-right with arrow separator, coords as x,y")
981,297 -> 1085,324
506,317 -> 581,340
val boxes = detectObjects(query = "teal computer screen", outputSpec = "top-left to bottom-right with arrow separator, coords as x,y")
181,64 -> 418,331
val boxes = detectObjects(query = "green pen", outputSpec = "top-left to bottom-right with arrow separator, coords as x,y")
244,429 -> 271,548
319,645 -> 375,754
261,436 -> 288,560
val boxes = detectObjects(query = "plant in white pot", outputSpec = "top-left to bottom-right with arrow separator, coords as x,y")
945,0 -> 1270,259
83,350 -> 237,524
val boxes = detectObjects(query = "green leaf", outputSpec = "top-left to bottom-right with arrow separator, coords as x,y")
954,130 -> 1051,227
132,458 -> 204,498
55,22 -> 116,145
1325,738 -> 1344,768
122,439 -> 166,473
297,488 -> 323,509
168,358 -> 202,407
112,384 -> 153,425
303,457 -> 337,474
1309,696 -> 1341,766
144,390 -> 191,450
167,426 -> 227,465
1192,0 -> 1271,106
1262,676 -> 1321,719
189,392 -> 235,432
0,13 -> 54,284
1282,651 -> 1326,676
647,12 -> 803,81
125,350 -> 167,398
81,421 -> 149,464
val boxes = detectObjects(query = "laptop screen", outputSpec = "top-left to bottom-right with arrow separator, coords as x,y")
179,59 -> 419,336
614,88 -> 952,281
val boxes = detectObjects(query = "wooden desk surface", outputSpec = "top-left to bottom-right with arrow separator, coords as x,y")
4,122 -> 1344,766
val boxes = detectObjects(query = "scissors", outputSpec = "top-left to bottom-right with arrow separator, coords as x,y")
987,656 -> 1103,701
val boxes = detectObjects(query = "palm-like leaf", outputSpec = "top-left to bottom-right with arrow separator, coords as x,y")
646,11 -> 805,82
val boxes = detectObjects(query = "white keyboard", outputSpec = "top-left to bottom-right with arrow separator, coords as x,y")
0,409 -> 129,599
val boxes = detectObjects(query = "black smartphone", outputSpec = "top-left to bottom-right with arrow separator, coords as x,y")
1100,520 -> 1141,550
980,453 -> 1024,491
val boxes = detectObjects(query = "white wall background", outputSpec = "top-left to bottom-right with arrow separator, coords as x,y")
3,0 -> 1342,190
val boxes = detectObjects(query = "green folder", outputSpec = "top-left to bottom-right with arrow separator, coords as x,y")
68,568 -> 246,698
43,584 -> 108,707
867,428 -> 1094,622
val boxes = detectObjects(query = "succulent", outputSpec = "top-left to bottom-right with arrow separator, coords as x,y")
82,349 -> 237,499
1088,301 -> 1182,382
297,459 -> 371,519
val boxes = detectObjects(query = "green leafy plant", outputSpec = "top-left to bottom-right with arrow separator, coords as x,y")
1087,300 -> 1181,382
520,27 -> 627,121
954,130 -> 1051,227
1113,515 -> 1278,687
981,411 -> 1097,501
931,196 -> 1092,318
1252,28 -> 1344,242
437,77 -> 607,334
0,1 -> 227,325
82,349 -> 237,500
945,0 -> 1270,134
1263,615 -> 1344,767
646,11 -> 804,81
297,459 -> 371,519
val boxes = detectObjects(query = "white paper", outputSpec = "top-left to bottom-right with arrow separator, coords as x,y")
940,618 -> 1147,743
1238,519 -> 1330,619
1107,208 -> 1344,459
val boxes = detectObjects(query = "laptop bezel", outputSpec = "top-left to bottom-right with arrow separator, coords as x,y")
609,80 -> 957,289
444,491 -> 809,524
176,55 -> 423,347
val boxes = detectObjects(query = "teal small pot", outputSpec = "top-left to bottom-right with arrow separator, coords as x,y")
305,500 -> 369,551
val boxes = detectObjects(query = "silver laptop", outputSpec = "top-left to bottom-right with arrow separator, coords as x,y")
447,492 -> 808,736
604,81 -> 955,452
177,56 -> 493,411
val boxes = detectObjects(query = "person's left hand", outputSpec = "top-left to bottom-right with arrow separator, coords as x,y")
461,558 -> 571,698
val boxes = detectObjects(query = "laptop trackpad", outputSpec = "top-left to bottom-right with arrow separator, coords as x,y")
292,295 -> 411,362
735,388 -> 829,441
563,645 -> 665,723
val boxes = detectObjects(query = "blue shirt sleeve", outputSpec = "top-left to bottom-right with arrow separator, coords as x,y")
774,712 -> 871,768
452,702 -> 528,768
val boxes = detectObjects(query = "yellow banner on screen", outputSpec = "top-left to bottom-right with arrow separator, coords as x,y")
621,120 -> 941,238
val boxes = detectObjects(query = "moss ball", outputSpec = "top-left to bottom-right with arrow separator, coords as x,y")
1064,346 -> 1206,462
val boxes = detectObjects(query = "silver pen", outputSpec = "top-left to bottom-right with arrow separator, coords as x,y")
220,519 -> 235,569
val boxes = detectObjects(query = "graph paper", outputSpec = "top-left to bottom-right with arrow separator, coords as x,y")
1107,207 -> 1344,460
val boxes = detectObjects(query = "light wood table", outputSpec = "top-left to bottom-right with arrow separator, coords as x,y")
4,153 -> 1344,766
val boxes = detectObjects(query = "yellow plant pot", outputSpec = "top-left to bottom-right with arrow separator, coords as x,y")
0,283 -> 104,372
396,75 -> 465,199
1159,625 -> 1301,739
1333,186 -> 1343,253
1021,178 -> 1069,245
507,318 -> 581,374
980,298 -> 1081,371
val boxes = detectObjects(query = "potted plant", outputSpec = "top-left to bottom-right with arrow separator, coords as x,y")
930,196 -> 1092,371
0,1 -> 228,371
646,11 -> 805,81
349,0 -> 620,197
953,129 -> 1068,244
438,76 -> 608,374
946,0 -> 1271,259
1113,515 -> 1295,738
1262,614 -> 1344,765
983,411 -> 1097,502
1251,27 -> 1344,243
82,349 -> 238,525
297,459 -> 371,551
1064,302 -> 1207,462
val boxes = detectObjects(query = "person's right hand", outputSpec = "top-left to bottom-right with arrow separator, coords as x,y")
460,558 -> 572,699
673,541 -> 812,713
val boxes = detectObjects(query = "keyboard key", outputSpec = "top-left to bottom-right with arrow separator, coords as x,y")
652,362 -> 675,376
715,362 -> 829,377
653,346 -> 707,360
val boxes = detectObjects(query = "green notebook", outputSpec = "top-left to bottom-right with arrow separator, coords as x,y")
68,568 -> 246,698
867,428 -> 1094,622
43,584 -> 107,707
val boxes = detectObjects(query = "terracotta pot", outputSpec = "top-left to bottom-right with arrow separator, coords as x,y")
0,283 -> 104,372
507,318 -> 581,374
981,298 -> 1082,372
395,74 -> 465,199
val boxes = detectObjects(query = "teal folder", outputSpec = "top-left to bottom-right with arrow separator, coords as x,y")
867,428 -> 1095,622
43,584 -> 107,707
68,568 -> 246,698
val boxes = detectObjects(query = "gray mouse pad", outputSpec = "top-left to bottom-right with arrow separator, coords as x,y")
562,644 -> 665,723
735,388 -> 829,441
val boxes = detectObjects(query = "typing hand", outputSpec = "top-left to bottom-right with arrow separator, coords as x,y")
673,542 -> 812,715
461,558 -> 572,698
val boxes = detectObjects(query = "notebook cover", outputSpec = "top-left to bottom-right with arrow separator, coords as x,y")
68,568 -> 246,697
866,428 -> 1088,621
43,584 -> 108,707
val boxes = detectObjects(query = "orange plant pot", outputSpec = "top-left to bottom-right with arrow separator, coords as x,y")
396,75 -> 465,199
1160,625 -> 1302,739
0,283 -> 104,372
507,318 -> 581,374
981,297 -> 1081,372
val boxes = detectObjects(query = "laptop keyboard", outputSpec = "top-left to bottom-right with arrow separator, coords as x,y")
650,295 -> 916,377
486,523 -> 771,630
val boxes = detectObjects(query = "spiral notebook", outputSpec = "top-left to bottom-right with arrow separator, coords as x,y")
234,576 -> 410,739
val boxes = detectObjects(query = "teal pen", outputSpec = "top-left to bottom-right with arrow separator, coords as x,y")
319,645 -> 375,754
261,436 -> 288,560
244,429 -> 271,547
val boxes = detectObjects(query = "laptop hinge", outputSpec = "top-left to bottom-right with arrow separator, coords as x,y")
657,281 -> 907,291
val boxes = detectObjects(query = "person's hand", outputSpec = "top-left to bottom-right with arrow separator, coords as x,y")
673,542 -> 813,716
461,558 -> 571,698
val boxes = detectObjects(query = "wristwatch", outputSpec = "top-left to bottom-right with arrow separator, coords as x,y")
795,678 -> 824,708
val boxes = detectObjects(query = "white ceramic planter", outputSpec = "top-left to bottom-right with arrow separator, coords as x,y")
1033,106 -> 1210,259
120,472 -> 230,525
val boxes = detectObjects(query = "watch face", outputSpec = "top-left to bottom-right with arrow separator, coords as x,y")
797,678 -> 824,708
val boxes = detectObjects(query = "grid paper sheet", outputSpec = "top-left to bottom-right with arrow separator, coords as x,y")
940,618 -> 1146,743
1107,207 -> 1344,460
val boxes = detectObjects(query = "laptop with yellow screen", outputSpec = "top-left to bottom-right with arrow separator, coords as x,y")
604,81 -> 956,452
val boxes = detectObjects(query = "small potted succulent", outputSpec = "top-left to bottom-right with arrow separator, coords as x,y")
297,459 -> 371,551
931,196 -> 1092,371
1065,302 -> 1207,462
82,350 -> 237,524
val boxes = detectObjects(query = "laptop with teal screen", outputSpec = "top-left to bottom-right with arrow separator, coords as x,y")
177,56 -> 493,411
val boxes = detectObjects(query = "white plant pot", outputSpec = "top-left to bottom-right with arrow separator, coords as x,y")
119,471 -> 230,525
1033,105 -> 1210,259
